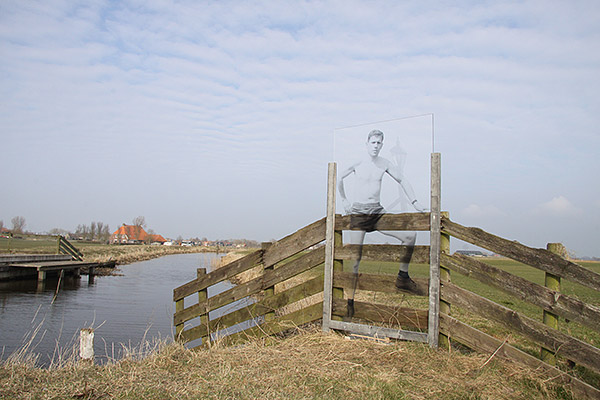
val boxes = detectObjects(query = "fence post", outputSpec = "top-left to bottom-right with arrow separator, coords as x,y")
79,328 -> 94,364
428,153 -> 441,348
323,162 -> 337,331
175,297 -> 184,340
439,216 -> 451,348
541,242 -> 564,365
198,268 -> 210,346
262,242 -> 275,322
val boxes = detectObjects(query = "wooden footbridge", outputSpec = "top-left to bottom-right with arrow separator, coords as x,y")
0,236 -> 108,283
173,156 -> 600,399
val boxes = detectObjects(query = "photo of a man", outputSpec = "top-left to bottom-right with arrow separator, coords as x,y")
337,129 -> 425,318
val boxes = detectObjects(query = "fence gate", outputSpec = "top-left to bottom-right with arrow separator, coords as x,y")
322,153 -> 442,348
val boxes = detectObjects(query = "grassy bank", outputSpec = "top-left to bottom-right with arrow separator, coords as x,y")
0,326 -> 578,400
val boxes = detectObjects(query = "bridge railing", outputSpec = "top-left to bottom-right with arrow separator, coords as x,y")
56,235 -> 83,261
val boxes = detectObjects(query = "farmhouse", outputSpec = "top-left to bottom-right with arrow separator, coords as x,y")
110,224 -> 166,244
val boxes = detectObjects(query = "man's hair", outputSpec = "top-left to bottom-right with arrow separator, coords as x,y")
367,129 -> 384,141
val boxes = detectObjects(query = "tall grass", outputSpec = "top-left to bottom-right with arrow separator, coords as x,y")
0,326 -> 579,400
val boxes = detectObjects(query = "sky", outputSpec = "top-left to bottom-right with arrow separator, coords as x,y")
1,0 -> 599,257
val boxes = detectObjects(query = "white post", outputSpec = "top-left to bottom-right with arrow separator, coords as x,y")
79,328 -> 94,363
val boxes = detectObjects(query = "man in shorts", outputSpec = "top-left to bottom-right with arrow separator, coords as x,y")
337,129 -> 425,317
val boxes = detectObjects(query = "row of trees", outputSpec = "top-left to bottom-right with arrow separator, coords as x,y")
74,222 -> 111,242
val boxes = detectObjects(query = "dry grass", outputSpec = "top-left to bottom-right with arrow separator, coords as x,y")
0,326 -> 577,400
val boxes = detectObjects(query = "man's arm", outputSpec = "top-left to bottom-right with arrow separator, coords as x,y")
337,164 -> 356,214
385,162 -> 425,212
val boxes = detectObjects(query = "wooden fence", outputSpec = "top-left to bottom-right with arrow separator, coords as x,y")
173,211 -> 600,398
173,218 -> 328,347
438,216 -> 600,399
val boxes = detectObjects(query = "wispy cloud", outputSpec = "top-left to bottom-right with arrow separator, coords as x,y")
533,196 -> 582,217
1,0 -> 599,255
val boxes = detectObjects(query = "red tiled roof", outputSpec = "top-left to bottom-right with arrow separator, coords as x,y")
112,225 -> 166,243
149,234 -> 166,243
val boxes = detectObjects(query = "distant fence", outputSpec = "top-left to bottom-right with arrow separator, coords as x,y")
57,235 -> 84,260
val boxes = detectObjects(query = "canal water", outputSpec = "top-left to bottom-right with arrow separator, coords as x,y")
0,253 -> 231,366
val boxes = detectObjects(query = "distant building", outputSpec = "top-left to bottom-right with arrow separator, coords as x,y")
110,224 -> 166,244
455,249 -> 487,257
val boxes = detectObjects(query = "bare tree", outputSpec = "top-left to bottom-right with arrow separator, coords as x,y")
132,216 -> 146,228
132,216 -> 147,242
11,216 -> 26,234
90,222 -> 97,241
0,220 -> 3,232
101,224 -> 110,242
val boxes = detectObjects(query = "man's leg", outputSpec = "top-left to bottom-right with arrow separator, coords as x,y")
379,230 -> 418,292
347,230 -> 366,318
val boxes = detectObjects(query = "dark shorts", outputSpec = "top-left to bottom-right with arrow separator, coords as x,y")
350,202 -> 385,232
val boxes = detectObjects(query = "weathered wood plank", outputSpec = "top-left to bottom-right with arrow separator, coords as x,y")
333,270 -> 429,297
10,261 -> 100,269
441,282 -> 600,374
262,218 -> 326,267
174,247 -> 325,325
439,314 -> 600,400
441,217 -> 600,292
335,213 -> 431,231
441,253 -> 600,332
328,320 -> 428,343
180,275 -> 324,342
335,244 -> 430,264
215,302 -> 324,346
331,298 -> 428,330
173,250 -> 263,302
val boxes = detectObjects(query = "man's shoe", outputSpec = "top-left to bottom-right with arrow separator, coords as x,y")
395,276 -> 418,293
346,299 -> 355,318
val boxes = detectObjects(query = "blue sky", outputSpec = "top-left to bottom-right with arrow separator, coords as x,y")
1,0 -> 599,257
